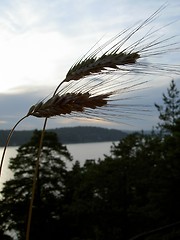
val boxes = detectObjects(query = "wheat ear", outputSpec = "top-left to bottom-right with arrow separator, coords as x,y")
65,52 -> 140,82
53,4 -> 179,95
27,92 -> 110,118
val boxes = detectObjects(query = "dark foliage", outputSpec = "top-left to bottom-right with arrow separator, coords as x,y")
155,79 -> 180,133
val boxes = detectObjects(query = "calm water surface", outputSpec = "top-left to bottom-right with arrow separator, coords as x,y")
0,141 -> 116,190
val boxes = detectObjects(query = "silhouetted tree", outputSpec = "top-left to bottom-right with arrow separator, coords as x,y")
155,80 -> 180,133
0,130 -> 72,240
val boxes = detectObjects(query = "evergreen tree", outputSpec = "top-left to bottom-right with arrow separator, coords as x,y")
62,133 -> 163,240
0,130 -> 72,240
155,80 -> 180,133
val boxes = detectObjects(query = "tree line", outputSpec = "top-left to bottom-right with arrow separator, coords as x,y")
0,126 -> 127,146
0,80 -> 180,239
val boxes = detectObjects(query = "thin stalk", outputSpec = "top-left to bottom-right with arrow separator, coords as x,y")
0,115 -> 28,176
25,118 -> 48,240
25,73 -> 60,239
26,77 -> 58,239
129,221 -> 180,240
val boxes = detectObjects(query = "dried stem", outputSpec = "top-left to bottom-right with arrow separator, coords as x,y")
0,115 -> 28,176
129,221 -> 180,240
26,118 -> 48,240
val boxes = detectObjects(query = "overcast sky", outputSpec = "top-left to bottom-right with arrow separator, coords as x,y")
0,0 -> 180,132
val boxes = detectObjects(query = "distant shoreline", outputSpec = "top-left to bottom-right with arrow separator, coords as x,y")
0,126 -> 129,146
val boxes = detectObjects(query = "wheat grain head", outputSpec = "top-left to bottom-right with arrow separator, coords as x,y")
28,93 -> 110,118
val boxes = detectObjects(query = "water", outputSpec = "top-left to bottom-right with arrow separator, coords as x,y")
0,141 -> 116,190
0,146 -> 17,191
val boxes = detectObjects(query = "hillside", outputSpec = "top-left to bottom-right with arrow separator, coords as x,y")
0,126 -> 127,146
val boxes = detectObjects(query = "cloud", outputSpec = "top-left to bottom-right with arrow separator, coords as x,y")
0,0 -> 50,32
0,30 -> 71,91
0,0 -> 179,131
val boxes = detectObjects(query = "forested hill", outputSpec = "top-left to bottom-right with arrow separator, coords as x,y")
0,126 -> 127,146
